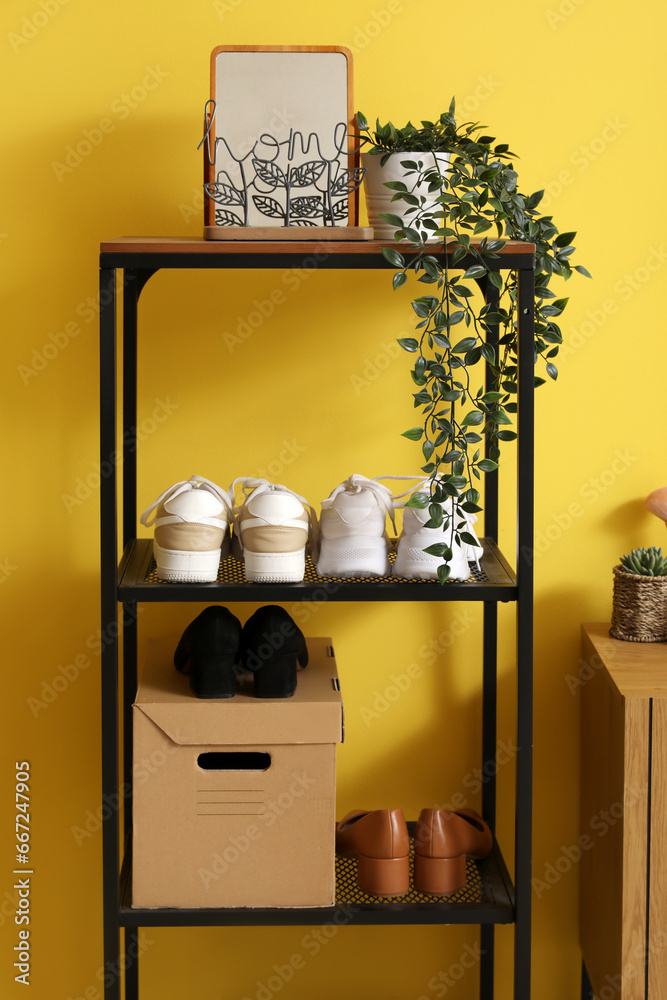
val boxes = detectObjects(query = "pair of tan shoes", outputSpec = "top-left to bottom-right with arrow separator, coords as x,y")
336,808 -> 493,897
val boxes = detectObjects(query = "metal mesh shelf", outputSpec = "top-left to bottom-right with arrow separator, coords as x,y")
119,835 -> 514,927
118,538 -> 517,603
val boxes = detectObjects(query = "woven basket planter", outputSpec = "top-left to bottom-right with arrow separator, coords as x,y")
610,565 -> 667,642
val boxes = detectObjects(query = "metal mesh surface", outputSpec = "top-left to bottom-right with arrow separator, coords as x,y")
335,845 -> 484,905
144,553 -> 489,586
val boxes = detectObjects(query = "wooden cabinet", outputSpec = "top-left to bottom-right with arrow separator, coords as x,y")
580,623 -> 667,999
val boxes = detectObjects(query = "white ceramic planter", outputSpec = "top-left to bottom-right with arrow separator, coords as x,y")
362,151 -> 451,241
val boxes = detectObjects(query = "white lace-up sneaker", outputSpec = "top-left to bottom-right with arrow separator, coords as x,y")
140,475 -> 232,582
317,474 -> 400,577
229,478 -> 319,583
393,484 -> 482,581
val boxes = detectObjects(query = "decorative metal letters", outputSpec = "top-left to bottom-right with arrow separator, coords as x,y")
200,100 -> 365,228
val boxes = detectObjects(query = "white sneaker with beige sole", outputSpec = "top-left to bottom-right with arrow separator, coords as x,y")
140,475 -> 232,582
229,478 -> 319,583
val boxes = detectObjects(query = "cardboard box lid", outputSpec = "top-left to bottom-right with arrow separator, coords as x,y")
134,636 -> 343,746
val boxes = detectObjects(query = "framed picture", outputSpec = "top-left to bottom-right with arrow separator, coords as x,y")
201,45 -> 371,240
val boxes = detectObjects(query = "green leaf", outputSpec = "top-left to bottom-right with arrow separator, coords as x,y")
462,410 -> 484,426
397,337 -> 419,353
575,264 -> 592,278
437,564 -> 451,584
487,270 -> 503,289
477,458 -> 499,472
546,362 -> 558,380
412,300 -> 431,318
452,336 -> 477,354
402,427 -> 423,441
490,409 -> 513,425
463,264 -> 486,279
422,439 -> 435,460
381,247 -> 406,268
424,543 -> 447,557
356,111 -> 368,130
450,245 -> 467,266
459,531 -> 481,548
555,231 -> 576,247
427,503 -> 444,528
379,212 -> 405,230
405,493 -> 429,509
393,271 -> 408,291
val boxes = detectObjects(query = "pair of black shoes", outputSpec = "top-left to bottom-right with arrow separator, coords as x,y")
174,605 -> 308,700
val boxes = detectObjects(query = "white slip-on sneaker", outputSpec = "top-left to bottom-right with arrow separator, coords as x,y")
393,482 -> 482,581
139,475 -> 232,583
317,474 -> 401,578
229,478 -> 319,583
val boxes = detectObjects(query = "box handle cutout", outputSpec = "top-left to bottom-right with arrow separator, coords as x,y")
197,752 -> 271,771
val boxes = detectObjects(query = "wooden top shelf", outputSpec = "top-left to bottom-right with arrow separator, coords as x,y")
582,623 -> 667,698
100,235 -> 536,256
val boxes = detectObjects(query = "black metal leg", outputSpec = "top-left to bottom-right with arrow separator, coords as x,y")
122,602 -> 137,844
122,272 -> 139,550
100,266 -> 121,1000
484,275 -> 500,542
480,925 -> 495,999
514,265 -> 535,999
125,929 -> 140,1000
482,602 -> 498,831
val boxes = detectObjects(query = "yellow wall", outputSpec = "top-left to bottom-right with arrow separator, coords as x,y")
1,1 -> 664,997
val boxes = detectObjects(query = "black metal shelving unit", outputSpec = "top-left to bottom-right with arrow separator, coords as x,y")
99,236 -> 535,1000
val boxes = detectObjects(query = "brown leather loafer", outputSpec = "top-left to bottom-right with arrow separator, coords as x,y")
336,809 -> 409,896
414,808 -> 493,895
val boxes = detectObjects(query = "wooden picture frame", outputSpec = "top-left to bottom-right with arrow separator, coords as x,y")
202,45 -> 371,240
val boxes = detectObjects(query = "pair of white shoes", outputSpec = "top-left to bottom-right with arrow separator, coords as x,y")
139,474 -> 481,585
317,474 -> 481,582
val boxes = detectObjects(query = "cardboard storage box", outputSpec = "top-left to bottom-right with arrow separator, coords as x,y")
132,636 -> 343,909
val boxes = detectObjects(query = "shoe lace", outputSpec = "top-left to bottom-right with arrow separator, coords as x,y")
328,474 -> 420,533
139,475 -> 231,528
228,477 -> 320,555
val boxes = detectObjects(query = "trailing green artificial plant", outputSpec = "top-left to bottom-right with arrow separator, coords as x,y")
356,101 -> 591,581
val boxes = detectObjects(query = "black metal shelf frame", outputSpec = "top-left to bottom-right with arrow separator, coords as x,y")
118,836 -> 515,928
99,242 -> 535,1000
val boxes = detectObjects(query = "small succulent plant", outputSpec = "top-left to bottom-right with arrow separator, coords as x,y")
619,546 -> 667,577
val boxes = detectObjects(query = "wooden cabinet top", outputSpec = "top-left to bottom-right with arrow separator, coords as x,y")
582,622 -> 667,698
